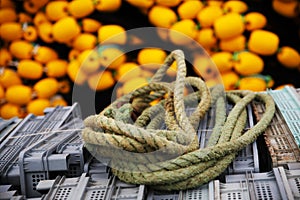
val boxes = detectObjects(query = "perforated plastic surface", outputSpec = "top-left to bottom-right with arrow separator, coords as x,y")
56,126 -> 86,178
146,102 -> 259,200
253,100 -> 300,167
146,189 -> 179,200
1,90 -> 299,199
0,104 -> 83,198
0,104 -> 81,182
185,189 -> 206,200
285,168 -> 300,199
225,167 -> 299,199
85,188 -> 107,200
37,174 -> 145,200
254,181 -> 280,200
182,181 -> 214,200
0,114 -> 47,178
268,87 -> 300,147
219,182 -> 250,200
18,124 -> 84,197
226,172 -> 282,199
182,104 -> 259,174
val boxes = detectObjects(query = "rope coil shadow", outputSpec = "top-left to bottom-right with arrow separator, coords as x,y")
82,50 -> 276,190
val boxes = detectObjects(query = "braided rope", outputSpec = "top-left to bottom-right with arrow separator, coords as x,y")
82,50 -> 275,190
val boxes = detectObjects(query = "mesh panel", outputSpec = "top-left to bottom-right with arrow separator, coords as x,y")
269,124 -> 285,136
187,190 -> 203,199
269,88 -> 300,147
184,183 -> 209,200
254,182 -> 275,200
31,173 -> 45,191
227,192 -> 242,200
87,190 -> 106,200
274,137 -> 290,150
252,101 -> 300,166
54,187 -> 72,200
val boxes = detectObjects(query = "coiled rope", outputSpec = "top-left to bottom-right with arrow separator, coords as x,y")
82,50 -> 275,190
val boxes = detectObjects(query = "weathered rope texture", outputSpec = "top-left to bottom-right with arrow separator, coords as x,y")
82,50 -> 275,191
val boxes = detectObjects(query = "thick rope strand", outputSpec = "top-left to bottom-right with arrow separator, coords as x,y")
82,50 -> 276,191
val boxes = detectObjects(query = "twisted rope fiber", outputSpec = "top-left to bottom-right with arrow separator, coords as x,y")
82,50 -> 276,190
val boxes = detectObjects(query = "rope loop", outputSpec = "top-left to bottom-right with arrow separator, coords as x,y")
82,50 -> 275,190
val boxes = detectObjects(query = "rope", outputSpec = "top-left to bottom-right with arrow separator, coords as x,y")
82,50 -> 276,190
